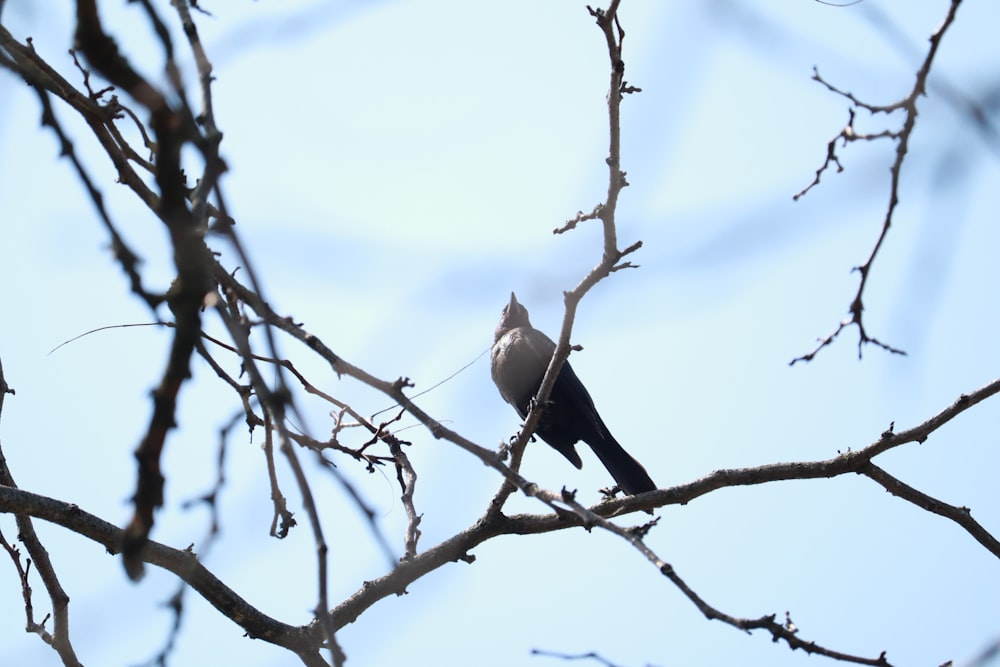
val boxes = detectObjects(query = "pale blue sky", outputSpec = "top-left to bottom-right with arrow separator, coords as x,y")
1,2 -> 999,666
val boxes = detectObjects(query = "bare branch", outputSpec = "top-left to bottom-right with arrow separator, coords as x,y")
0,484 -> 329,666
508,0 -> 647,513
793,0 -> 964,363
0,361 -> 82,666
862,463 -> 1000,557
390,439 -> 422,561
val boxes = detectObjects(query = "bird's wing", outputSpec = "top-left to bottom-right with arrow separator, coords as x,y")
546,358 -> 601,440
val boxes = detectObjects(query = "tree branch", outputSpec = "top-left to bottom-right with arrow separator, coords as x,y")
0,484 -> 328,666
792,0 -> 963,364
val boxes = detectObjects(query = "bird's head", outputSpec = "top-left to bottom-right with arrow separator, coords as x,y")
494,292 -> 532,342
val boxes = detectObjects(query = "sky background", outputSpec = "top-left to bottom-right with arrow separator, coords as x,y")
1,1 -> 999,666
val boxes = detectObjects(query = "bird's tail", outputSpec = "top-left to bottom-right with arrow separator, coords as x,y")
587,433 -> 657,495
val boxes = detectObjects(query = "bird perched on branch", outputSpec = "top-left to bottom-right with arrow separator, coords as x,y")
490,293 -> 656,495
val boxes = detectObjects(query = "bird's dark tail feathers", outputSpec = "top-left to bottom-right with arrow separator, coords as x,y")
586,435 -> 657,495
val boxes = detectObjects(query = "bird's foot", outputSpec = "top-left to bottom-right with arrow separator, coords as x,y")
599,485 -> 624,501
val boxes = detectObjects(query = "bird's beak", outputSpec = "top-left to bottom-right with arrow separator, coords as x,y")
508,292 -> 519,310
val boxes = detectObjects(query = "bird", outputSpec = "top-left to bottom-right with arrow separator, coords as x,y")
490,292 -> 657,495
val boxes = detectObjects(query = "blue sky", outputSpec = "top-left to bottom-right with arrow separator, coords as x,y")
1,1 -> 999,666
